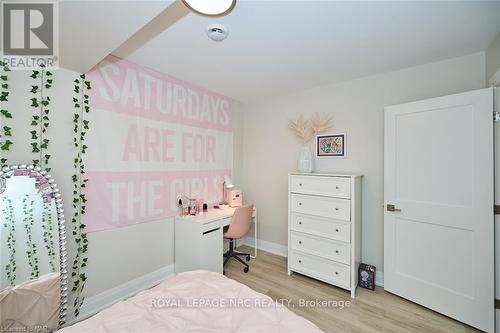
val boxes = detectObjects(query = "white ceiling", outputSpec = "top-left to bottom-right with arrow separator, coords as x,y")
60,0 -> 172,73
115,1 -> 500,101
62,1 -> 500,101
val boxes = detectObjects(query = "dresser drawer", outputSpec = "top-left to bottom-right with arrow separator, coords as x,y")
290,194 -> 350,221
290,231 -> 350,265
290,175 -> 350,199
290,251 -> 350,289
290,213 -> 350,242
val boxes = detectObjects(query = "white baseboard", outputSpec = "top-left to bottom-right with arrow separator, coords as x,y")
240,236 -> 288,257
70,264 -> 175,325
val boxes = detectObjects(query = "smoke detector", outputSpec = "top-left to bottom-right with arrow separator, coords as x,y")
206,24 -> 229,42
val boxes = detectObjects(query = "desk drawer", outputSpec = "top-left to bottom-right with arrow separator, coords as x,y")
290,194 -> 350,221
291,231 -> 349,264
200,226 -> 223,273
290,251 -> 350,289
290,213 -> 350,242
202,217 -> 230,233
290,175 -> 350,199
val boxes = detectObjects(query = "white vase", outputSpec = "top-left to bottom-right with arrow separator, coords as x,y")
298,145 -> 313,173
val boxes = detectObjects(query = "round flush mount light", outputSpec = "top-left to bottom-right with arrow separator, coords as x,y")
206,24 -> 229,42
182,0 -> 236,17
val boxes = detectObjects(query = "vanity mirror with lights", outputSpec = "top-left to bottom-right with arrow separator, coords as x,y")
0,164 -> 68,331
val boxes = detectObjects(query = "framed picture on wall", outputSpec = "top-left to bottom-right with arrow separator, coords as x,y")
316,133 -> 346,157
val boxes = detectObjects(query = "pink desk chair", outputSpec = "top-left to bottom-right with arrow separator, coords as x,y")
223,204 -> 254,274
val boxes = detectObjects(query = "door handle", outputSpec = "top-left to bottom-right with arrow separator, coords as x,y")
387,204 -> 402,212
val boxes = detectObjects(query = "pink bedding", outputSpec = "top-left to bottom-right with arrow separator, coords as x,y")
60,270 -> 321,333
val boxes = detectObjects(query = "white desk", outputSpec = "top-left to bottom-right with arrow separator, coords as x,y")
174,206 -> 257,274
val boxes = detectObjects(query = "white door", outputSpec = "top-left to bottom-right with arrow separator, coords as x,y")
384,88 -> 494,332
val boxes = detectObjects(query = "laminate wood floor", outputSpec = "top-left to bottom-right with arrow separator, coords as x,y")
224,246 -> 480,333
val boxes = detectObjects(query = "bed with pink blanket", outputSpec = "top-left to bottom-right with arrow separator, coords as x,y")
60,270 -> 322,333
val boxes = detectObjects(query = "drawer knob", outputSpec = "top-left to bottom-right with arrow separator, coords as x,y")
335,208 -> 339,211
299,202 -> 302,206
335,250 -> 339,254
299,183 -> 303,186
336,186 -> 339,190
298,260 -> 302,263
299,221 -> 302,225
335,228 -> 339,232
335,272 -> 339,275
298,241 -> 302,244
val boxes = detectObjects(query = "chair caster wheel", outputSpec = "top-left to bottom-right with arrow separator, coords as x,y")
223,271 -> 226,275
243,267 -> 249,273
246,255 -> 250,261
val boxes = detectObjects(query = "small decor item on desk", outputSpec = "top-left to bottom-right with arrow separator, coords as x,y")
225,188 -> 242,207
188,198 -> 198,215
196,199 -> 203,214
203,203 -> 208,212
176,194 -> 190,216
358,263 -> 376,290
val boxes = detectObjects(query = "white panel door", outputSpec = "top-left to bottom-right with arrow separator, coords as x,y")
384,88 -> 494,332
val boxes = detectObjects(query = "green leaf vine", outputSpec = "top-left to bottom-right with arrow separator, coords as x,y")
42,203 -> 56,272
22,194 -> 40,279
30,66 -> 52,170
71,74 -> 91,317
2,197 -> 16,285
0,60 -> 12,167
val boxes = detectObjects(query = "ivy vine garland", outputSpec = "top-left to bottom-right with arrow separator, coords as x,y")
0,61 -> 12,166
71,74 -> 91,317
30,66 -> 52,170
2,197 -> 16,285
1,67 -> 91,317
23,194 -> 40,279
42,203 -> 57,272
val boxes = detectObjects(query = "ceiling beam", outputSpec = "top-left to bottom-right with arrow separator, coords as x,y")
112,0 -> 190,58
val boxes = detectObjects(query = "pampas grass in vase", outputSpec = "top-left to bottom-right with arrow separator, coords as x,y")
288,113 -> 333,173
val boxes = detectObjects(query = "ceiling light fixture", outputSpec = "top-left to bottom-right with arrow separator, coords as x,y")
182,0 -> 236,17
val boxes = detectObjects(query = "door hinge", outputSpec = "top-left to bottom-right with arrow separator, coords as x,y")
495,111 -> 500,123
495,205 -> 500,215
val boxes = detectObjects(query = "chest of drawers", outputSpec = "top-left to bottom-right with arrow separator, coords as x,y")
287,173 -> 362,298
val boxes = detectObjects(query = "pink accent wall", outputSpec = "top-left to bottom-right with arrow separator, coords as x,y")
83,56 -> 234,233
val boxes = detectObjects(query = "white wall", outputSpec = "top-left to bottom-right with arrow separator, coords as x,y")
486,33 -> 500,84
239,52 -> 486,273
232,102 -> 245,186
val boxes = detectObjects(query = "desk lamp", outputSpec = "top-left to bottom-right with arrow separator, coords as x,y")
222,175 -> 234,205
